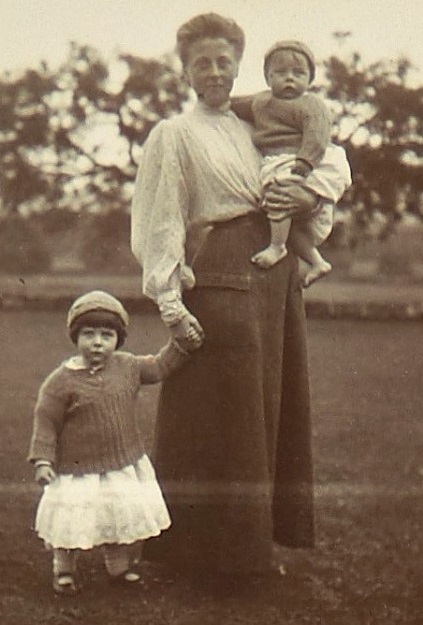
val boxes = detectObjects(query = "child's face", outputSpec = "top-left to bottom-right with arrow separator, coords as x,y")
77,326 -> 118,368
266,50 -> 311,99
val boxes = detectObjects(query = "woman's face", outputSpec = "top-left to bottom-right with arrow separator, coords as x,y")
184,37 -> 239,109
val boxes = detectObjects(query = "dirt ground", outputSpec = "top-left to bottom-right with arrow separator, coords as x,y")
1,311 -> 423,624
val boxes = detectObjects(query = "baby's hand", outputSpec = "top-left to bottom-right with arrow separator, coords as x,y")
35,464 -> 56,486
291,159 -> 312,177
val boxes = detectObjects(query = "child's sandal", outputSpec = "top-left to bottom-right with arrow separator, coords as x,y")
53,573 -> 78,596
109,570 -> 142,586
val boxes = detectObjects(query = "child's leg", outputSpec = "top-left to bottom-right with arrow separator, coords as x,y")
103,543 -> 130,576
103,543 -> 141,583
53,548 -> 78,594
252,216 -> 291,269
289,225 -> 332,288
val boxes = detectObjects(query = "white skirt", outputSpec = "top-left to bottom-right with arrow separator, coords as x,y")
35,455 -> 171,550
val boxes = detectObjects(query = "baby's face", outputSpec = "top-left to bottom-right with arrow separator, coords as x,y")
266,50 -> 311,99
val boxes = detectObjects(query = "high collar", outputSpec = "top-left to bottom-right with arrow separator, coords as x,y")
195,99 -> 232,115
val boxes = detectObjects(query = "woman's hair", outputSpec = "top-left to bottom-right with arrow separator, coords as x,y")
69,310 -> 127,349
177,13 -> 245,67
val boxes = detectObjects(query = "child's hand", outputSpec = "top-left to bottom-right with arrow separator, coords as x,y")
35,464 -> 56,486
171,314 -> 205,352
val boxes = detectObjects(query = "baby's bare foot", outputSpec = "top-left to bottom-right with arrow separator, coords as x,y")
251,244 -> 288,269
302,260 -> 332,288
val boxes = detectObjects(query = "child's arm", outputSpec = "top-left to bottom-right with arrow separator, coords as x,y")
231,95 -> 255,124
27,369 -> 68,473
295,94 -> 332,173
136,338 -> 200,384
34,460 -> 57,486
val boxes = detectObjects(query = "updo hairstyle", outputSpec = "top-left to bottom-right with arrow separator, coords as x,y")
176,13 -> 245,67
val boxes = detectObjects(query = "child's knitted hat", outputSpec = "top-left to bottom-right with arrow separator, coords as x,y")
67,290 -> 129,348
264,40 -> 316,82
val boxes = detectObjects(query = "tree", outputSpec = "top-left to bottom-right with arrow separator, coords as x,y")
321,48 -> 423,240
2,39 -> 423,249
0,43 -> 190,216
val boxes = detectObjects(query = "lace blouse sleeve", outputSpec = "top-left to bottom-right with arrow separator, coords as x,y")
131,120 -> 190,303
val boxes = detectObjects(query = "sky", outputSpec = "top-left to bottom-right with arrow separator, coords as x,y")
1,0 -> 422,93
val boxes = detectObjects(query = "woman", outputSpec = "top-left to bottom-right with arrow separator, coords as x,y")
131,13 -> 349,575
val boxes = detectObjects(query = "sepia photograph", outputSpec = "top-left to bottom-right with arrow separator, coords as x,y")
1,1 -> 422,623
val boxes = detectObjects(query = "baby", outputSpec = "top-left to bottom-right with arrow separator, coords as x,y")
232,40 -> 352,286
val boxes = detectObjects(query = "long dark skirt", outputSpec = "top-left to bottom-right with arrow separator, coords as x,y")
144,212 -> 314,573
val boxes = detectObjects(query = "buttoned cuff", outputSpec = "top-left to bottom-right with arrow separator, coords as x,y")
157,291 -> 190,327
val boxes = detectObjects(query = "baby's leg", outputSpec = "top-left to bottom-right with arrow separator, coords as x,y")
289,225 -> 332,287
252,216 -> 291,269
253,153 -> 296,269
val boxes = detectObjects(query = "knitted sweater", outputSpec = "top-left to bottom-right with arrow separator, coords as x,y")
232,91 -> 332,168
28,342 -> 188,475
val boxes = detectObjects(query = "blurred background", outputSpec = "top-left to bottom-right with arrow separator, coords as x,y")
0,0 -> 422,282
2,4 -> 423,621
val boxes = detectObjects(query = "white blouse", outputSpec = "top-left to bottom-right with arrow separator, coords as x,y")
130,101 -> 262,303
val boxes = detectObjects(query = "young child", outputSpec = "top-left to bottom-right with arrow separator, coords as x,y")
28,290 -> 202,595
232,40 -> 352,286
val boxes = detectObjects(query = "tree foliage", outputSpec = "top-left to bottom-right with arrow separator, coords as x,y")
0,42 -> 190,215
1,40 -> 422,249
322,50 -> 423,238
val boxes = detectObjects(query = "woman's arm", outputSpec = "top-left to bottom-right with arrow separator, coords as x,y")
131,120 -> 204,343
131,121 -> 189,302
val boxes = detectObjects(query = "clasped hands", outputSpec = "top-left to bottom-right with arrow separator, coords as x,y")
171,313 -> 205,352
163,181 -> 318,350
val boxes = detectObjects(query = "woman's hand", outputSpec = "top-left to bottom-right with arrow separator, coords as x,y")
262,179 -> 319,218
170,314 -> 205,352
35,464 -> 56,486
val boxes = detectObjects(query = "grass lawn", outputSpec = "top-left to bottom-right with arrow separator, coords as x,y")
1,310 -> 423,624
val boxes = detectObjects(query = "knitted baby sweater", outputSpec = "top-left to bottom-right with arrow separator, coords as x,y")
28,342 -> 187,475
232,91 -> 332,168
